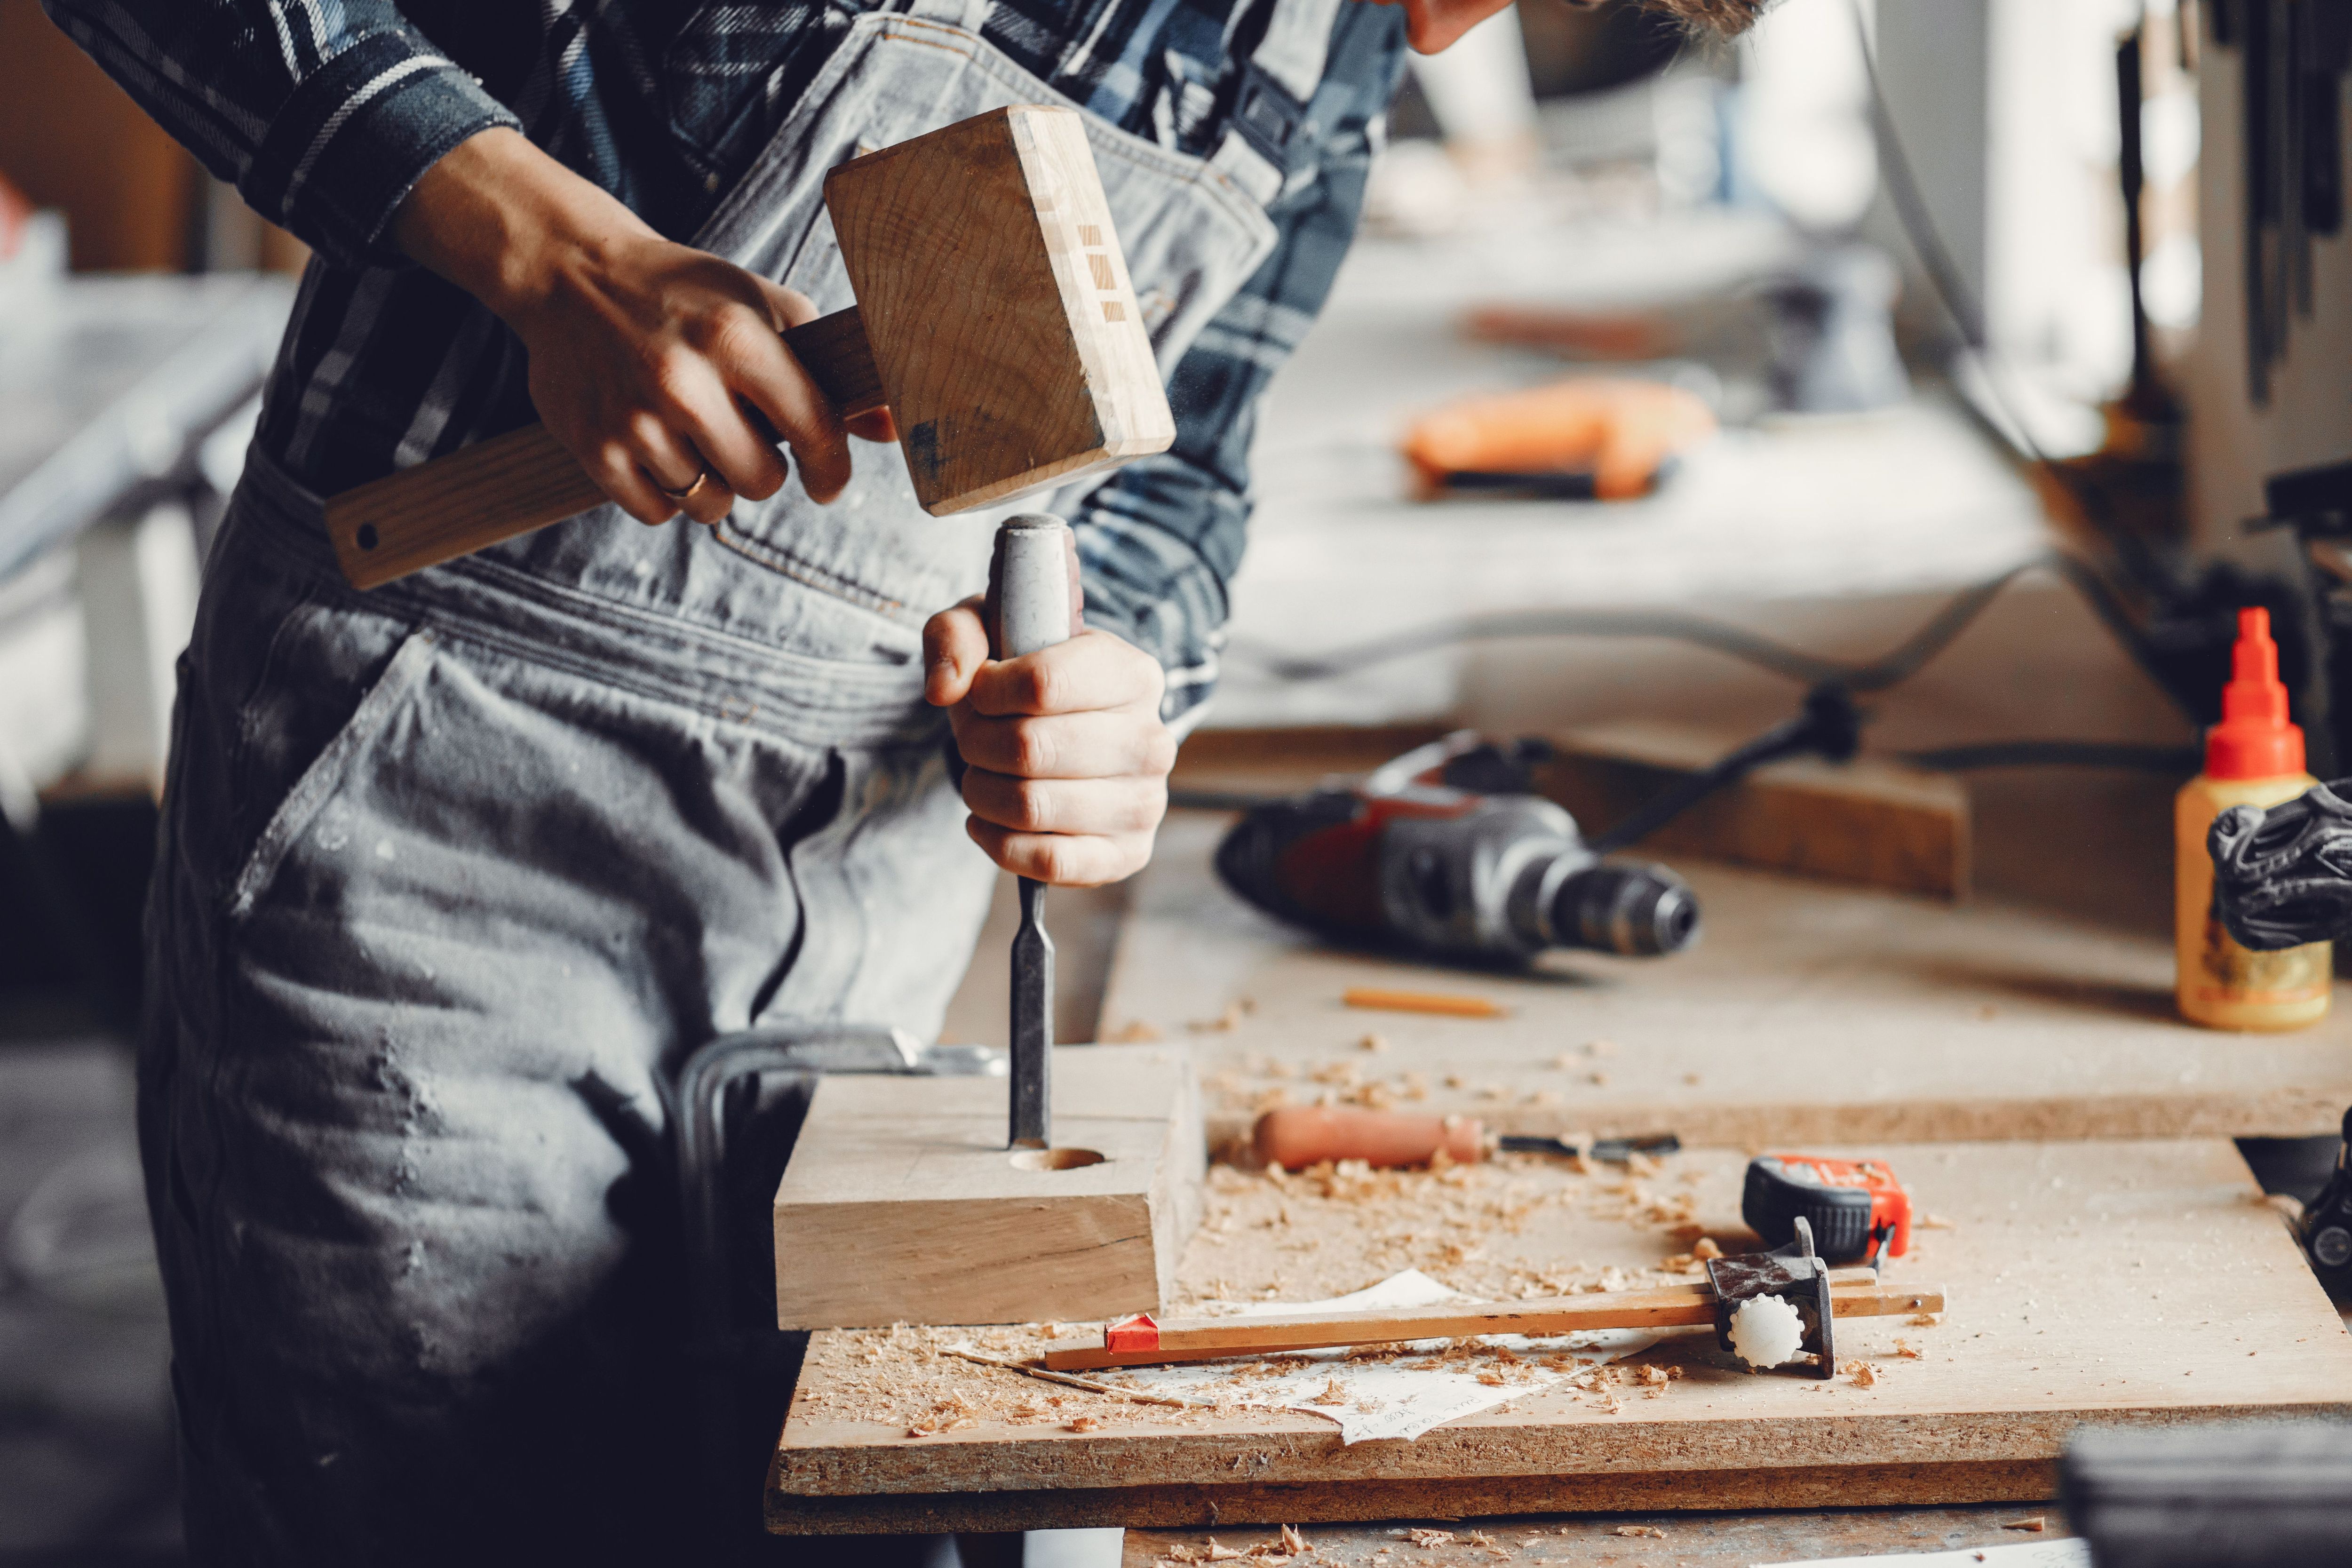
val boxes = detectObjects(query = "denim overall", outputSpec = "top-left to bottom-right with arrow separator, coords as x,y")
137,0 -> 1343,1558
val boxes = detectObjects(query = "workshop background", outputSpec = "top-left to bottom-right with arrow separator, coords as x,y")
0,0 -> 2341,1562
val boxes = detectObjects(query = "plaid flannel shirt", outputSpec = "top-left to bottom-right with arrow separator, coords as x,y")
43,0 -> 1406,726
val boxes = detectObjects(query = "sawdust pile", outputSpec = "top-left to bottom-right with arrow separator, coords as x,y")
1180,1152 -> 1708,1306
1151,1524 -> 1311,1564
1204,1041 -> 1627,1122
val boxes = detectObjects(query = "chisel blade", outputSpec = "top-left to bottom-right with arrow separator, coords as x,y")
1009,874 -> 1054,1149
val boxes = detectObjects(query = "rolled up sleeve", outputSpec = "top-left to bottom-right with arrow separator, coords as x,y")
41,0 -> 518,269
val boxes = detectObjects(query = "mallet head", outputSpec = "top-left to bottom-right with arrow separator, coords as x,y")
825,105 -> 1176,516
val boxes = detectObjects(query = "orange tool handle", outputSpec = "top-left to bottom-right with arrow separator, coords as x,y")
1399,377 -> 1716,500
1253,1106 -> 1487,1170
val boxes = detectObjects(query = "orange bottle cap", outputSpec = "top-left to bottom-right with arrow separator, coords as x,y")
2205,606 -> 2305,780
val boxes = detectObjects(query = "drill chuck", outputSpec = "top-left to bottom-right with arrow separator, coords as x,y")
1549,860 -> 1699,957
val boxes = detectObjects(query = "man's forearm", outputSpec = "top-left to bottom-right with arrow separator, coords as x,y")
392,128 -> 660,332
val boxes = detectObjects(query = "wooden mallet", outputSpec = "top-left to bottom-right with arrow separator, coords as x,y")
325,105 -> 1174,590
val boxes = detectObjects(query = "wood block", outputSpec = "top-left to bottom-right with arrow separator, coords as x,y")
770,1138 -> 2352,1532
1106,816 -> 2352,1150
826,104 -> 1173,516
1535,719 -> 1971,901
772,1044 -> 1202,1329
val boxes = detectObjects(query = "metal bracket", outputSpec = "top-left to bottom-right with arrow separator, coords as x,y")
1705,1214 -> 1836,1378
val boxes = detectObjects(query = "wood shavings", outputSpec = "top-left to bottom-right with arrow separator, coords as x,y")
1309,1377 -> 1348,1406
1462,1530 -> 1511,1559
1065,1415 -> 1100,1432
1841,1360 -> 1881,1387
1891,1338 -> 1924,1359
1406,1528 -> 1454,1548
1919,1213 -> 1956,1229
2001,1518 -> 2047,1532
1612,1524 -> 1666,1538
1105,1019 -> 1165,1043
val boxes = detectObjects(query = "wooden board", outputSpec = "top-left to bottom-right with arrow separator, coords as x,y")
769,1138 -> 2352,1532
827,104 -> 1173,516
1125,1504 -> 2075,1567
1105,815 -> 2352,1150
1539,719 -> 1970,900
772,1044 -> 1203,1329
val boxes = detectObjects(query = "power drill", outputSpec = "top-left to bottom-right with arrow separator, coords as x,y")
1213,737 -> 1700,963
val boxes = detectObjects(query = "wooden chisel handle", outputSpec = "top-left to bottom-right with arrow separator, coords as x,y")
323,305 -> 884,591
1254,1106 -> 1488,1170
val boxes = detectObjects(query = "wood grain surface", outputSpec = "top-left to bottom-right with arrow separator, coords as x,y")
1107,814 -> 2352,1150
826,104 -> 1172,515
768,1137 -> 2352,1531
772,1044 -> 1202,1329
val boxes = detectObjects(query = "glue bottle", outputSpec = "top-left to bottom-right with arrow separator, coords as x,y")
2175,606 -> 2331,1030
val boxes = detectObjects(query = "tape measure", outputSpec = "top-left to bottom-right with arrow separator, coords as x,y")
1742,1154 -> 1911,1265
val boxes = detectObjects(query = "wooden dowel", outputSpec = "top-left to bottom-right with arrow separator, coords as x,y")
1040,1274 -> 1936,1372
1341,987 -> 1508,1019
325,305 -> 882,591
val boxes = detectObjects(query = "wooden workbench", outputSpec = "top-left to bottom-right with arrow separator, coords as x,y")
767,1136 -> 2352,1532
1105,815 -> 2352,1150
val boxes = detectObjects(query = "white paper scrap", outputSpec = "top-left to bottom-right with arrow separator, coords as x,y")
1752,1538 -> 2089,1568
1097,1270 -> 1670,1444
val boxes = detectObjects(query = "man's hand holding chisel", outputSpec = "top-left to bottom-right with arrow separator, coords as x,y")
925,516 -> 1176,1149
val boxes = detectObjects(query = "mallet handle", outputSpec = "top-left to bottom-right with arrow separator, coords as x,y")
322,305 -> 883,590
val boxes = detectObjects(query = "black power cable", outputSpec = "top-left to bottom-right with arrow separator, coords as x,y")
1199,554 -> 2197,842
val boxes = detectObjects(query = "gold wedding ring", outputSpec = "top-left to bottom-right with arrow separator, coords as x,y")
657,470 -> 712,502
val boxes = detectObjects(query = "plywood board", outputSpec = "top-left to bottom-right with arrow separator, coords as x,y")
768,1138 -> 2352,1532
1104,815 -> 2352,1150
772,1044 -> 1202,1329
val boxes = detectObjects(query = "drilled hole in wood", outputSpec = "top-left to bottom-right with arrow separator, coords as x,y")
1010,1147 -> 1105,1171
